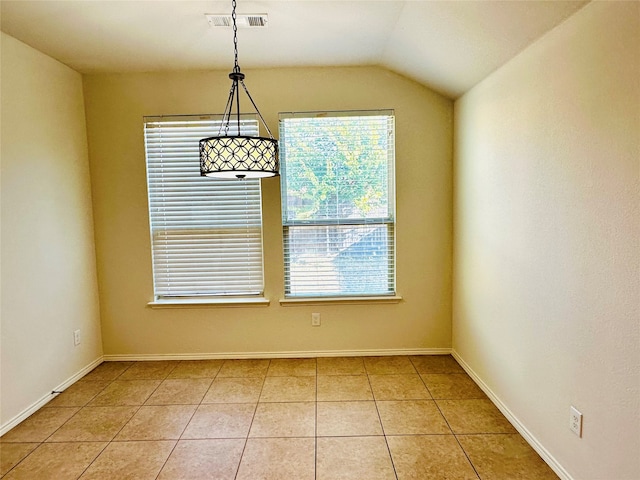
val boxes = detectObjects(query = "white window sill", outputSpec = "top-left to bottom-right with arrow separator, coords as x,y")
148,297 -> 270,309
279,295 -> 402,306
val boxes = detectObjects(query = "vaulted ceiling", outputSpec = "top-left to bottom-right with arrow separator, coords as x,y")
1,0 -> 588,98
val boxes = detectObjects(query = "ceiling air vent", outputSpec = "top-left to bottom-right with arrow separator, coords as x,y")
206,14 -> 268,28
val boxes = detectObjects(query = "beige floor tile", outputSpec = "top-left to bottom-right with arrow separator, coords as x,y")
2,442 -> 107,480
0,443 -> 39,476
145,378 -> 212,405
387,435 -> 479,480
167,360 -> 224,378
81,362 -> 133,382
157,439 -> 244,480
421,373 -> 486,399
236,437 -> 315,480
364,356 -> 416,374
249,402 -> 315,437
46,406 -> 138,442
87,380 -> 161,406
115,405 -> 196,440
0,407 -> 79,443
1,356 -> 559,480
437,399 -> 517,434
182,404 -> 255,439
458,434 -> 559,480
317,436 -> 396,480
202,377 -> 264,403
217,359 -> 270,377
377,400 -> 451,435
267,358 -> 317,376
369,374 -> 431,400
317,356 -> 366,375
118,361 -> 179,380
409,355 -> 465,374
317,401 -> 383,436
48,381 -> 111,407
78,440 -> 175,480
259,376 -> 316,402
317,375 -> 373,401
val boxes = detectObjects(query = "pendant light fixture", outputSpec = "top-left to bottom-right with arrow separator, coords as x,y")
199,0 -> 279,179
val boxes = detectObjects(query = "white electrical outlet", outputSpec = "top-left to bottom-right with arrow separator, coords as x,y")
311,313 -> 321,326
73,329 -> 81,346
569,406 -> 583,437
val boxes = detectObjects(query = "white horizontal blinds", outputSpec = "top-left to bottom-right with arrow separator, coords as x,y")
144,115 -> 264,298
280,110 -> 395,297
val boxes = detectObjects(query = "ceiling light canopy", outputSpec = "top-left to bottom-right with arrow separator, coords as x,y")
205,13 -> 268,28
199,0 -> 279,179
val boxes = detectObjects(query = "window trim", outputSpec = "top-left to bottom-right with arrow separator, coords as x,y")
278,295 -> 402,306
143,114 -> 267,304
279,109 -> 397,299
148,296 -> 270,308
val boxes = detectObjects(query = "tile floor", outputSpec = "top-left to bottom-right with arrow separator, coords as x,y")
0,355 -> 559,479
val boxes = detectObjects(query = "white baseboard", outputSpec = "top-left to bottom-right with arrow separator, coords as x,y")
451,350 -> 573,480
0,356 -> 104,437
103,347 -> 452,362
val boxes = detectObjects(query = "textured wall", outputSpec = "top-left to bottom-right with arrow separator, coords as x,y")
453,2 -> 639,478
1,33 -> 103,426
83,66 -> 453,356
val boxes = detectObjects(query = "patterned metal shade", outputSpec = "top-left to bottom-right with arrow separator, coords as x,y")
200,135 -> 279,179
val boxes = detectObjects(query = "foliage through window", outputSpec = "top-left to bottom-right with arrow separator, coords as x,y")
144,115 -> 264,299
279,110 -> 396,297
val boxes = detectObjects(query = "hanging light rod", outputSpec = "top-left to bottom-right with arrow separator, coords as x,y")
200,0 -> 279,179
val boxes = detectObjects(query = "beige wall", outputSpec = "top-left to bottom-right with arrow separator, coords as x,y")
453,2 -> 639,479
0,33 -> 103,426
83,66 -> 453,356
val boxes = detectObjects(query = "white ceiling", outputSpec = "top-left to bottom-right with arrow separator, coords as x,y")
0,0 -> 588,98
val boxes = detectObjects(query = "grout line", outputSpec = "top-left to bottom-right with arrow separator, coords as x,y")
415,368 -> 434,400
233,359 -> 270,480
84,361 -> 176,479
153,361 -> 209,479
74,441 -> 111,480
365,372 -> 400,480
426,376 -> 482,480
72,362 -> 140,479
37,380 -> 126,463
393,366 -> 481,478
165,361 -> 180,378
0,444 -> 39,478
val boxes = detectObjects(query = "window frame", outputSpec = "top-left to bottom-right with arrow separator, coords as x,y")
143,114 -> 268,306
279,109 -> 397,299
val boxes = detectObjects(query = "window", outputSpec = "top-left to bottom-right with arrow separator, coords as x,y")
144,115 -> 264,300
279,110 -> 396,298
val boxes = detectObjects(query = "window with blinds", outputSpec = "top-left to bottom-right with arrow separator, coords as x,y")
279,110 -> 396,297
144,115 -> 264,299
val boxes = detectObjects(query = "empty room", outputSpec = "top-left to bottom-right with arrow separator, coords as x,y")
1,1 -> 638,479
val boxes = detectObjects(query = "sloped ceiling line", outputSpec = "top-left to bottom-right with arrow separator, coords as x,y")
0,0 -> 589,98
